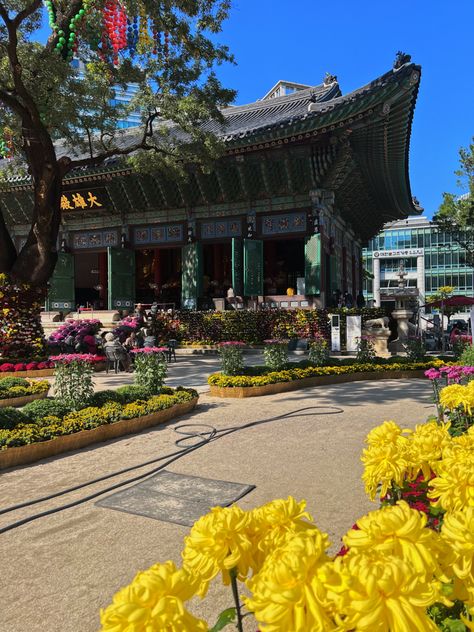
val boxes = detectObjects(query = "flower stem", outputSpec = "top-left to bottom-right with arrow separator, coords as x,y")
230,568 -> 244,632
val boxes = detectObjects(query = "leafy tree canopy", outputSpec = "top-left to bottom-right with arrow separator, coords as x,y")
0,0 -> 236,283
433,137 -> 474,266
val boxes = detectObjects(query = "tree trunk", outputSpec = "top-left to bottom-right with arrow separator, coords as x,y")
9,162 -> 63,286
0,207 -> 17,273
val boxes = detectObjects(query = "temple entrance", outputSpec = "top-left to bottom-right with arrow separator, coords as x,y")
263,238 -> 305,295
135,247 -> 181,307
74,251 -> 107,309
202,243 -> 232,298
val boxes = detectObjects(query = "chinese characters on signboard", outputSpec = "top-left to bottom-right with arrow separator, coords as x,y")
61,190 -> 105,212
261,212 -> 306,235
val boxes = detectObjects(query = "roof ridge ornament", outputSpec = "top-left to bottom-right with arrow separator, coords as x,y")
323,72 -> 338,86
393,51 -> 412,70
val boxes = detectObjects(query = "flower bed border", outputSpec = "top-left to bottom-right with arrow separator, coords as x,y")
0,391 -> 49,409
209,370 -> 427,398
0,396 -> 198,470
0,362 -> 106,379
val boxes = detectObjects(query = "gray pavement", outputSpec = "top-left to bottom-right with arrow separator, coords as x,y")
0,377 -> 435,632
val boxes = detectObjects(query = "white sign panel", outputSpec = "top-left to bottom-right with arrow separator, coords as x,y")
373,248 -> 424,258
330,314 -> 341,352
346,315 -> 362,352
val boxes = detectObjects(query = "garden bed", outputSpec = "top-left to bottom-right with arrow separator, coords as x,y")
209,369 -> 427,397
0,391 -> 49,409
0,362 -> 106,379
208,360 -> 447,397
0,395 -> 198,470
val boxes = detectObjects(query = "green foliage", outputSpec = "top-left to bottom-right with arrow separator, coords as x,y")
88,390 -> 124,408
308,337 -> 330,366
218,344 -> 245,376
0,377 -> 29,389
208,360 -> 447,388
406,337 -> 426,362
433,137 -> 474,266
459,344 -> 474,366
0,1 -> 235,178
53,359 -> 94,410
115,385 -> 151,403
428,601 -> 468,631
209,608 -> 237,632
355,336 -> 376,363
0,407 -> 30,430
0,387 -> 197,449
133,351 -> 168,395
263,342 -> 289,371
22,398 -> 72,422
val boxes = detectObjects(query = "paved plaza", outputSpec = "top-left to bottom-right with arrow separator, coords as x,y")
0,374 -> 435,632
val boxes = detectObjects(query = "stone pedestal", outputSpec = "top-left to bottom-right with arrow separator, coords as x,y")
363,329 -> 390,356
389,308 -> 413,354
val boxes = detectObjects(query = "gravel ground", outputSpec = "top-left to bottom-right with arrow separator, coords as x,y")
0,378 -> 435,631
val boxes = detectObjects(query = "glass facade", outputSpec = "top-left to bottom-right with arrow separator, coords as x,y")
363,218 -> 474,302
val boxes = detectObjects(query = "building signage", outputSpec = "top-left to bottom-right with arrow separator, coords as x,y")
346,315 -> 362,352
373,248 -> 424,258
72,229 -> 118,249
261,212 -> 307,235
199,218 -> 242,240
133,224 -> 183,246
61,188 -> 109,212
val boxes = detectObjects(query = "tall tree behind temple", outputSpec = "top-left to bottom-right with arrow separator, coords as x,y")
433,137 -> 474,267
0,0 -> 235,285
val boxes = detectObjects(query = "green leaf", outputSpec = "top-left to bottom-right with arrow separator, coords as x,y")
209,607 -> 237,632
441,618 -> 467,632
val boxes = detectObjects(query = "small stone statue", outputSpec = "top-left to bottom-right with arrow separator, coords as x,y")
396,260 -> 408,288
323,72 -> 338,86
393,51 -> 411,69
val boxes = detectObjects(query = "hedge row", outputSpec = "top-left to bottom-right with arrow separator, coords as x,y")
145,307 -> 386,345
207,359 -> 447,388
0,387 -> 197,449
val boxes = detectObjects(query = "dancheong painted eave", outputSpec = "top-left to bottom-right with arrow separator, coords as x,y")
0,58 -> 422,242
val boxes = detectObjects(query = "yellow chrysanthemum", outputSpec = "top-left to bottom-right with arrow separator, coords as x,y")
365,420 -> 405,446
429,457 -> 474,513
440,382 -> 474,415
245,530 -> 335,632
100,561 -> 207,632
249,497 -> 317,569
441,507 -> 474,606
181,505 -> 254,596
442,431 -> 474,464
361,435 -> 410,500
343,501 -> 448,581
407,420 -> 451,480
326,553 -> 441,632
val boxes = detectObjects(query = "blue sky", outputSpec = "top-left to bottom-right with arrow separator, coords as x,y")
211,0 -> 474,218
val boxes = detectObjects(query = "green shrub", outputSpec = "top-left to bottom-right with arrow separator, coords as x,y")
459,344 -> 474,366
0,407 -> 30,430
115,385 -> 151,403
88,390 -> 124,408
0,377 -> 28,389
22,398 -> 72,422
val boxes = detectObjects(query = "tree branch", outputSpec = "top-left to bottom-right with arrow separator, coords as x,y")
0,86 -> 28,117
12,0 -> 42,28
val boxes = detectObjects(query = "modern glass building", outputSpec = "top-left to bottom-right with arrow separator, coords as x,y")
72,59 -> 140,129
363,216 -> 474,308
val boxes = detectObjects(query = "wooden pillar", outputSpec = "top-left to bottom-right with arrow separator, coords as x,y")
98,252 -> 107,307
342,246 -> 347,293
154,249 -> 162,287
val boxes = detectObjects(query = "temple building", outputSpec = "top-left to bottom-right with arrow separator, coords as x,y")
0,55 -> 422,313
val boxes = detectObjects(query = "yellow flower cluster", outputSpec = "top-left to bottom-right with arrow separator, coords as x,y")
440,381 -> 474,415
100,496 -> 474,631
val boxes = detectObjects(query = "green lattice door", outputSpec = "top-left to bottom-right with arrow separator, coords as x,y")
107,247 -> 135,310
46,252 -> 75,311
304,234 -> 321,295
181,242 -> 203,309
243,239 -> 263,296
232,238 -> 243,297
